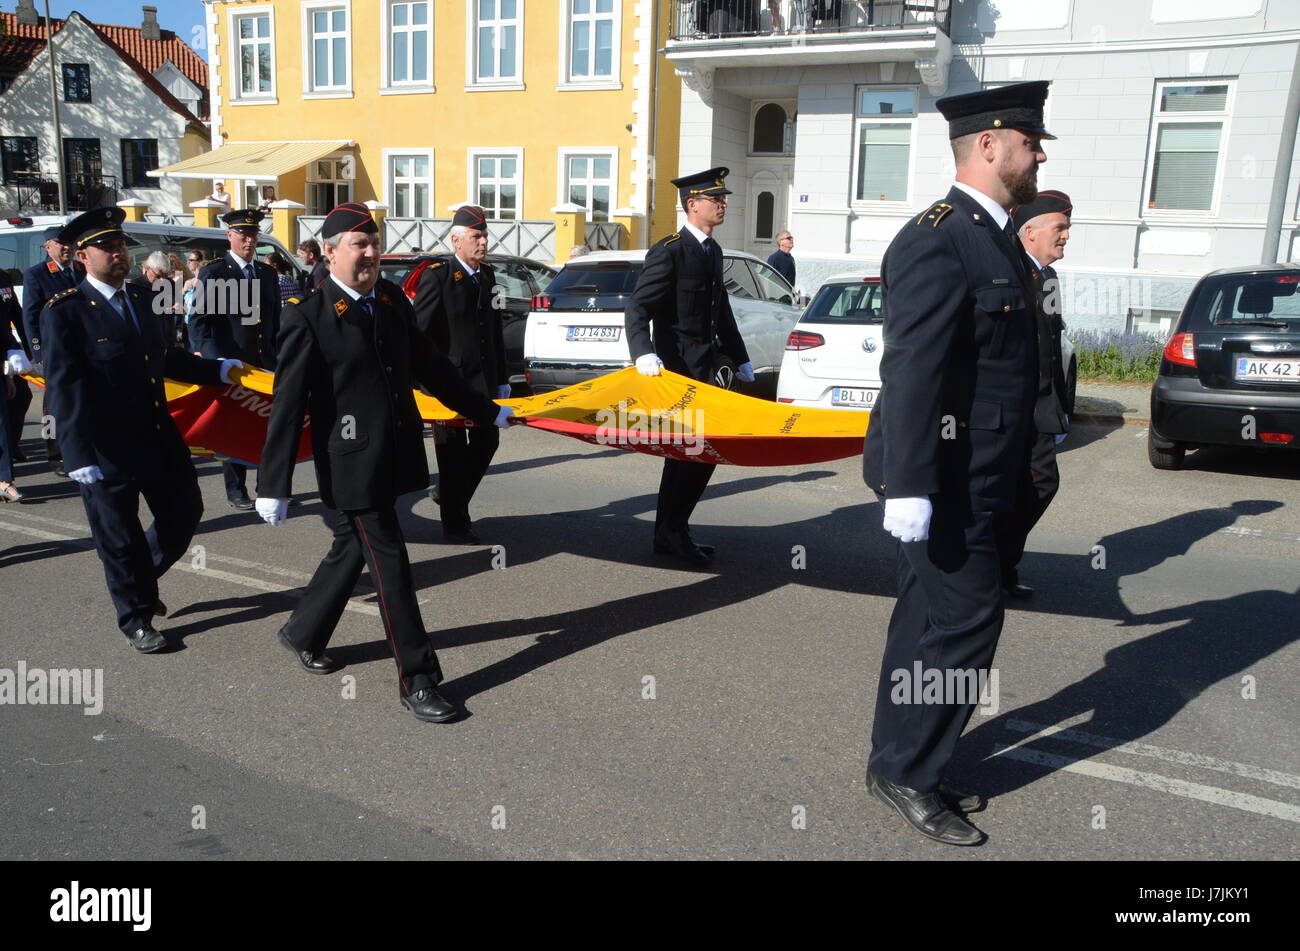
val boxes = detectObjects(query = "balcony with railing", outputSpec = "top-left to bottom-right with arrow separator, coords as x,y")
11,173 -> 120,214
667,0 -> 953,88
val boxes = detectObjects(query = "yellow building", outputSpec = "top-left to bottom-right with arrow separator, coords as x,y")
156,0 -> 683,258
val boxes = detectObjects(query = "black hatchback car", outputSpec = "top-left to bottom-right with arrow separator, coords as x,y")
379,252 -> 557,387
1149,264 -> 1300,469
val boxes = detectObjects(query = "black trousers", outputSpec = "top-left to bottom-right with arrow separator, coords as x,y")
434,424 -> 499,532
869,508 -> 1004,792
7,375 -> 31,454
79,469 -> 204,635
222,460 -> 248,499
655,458 -> 716,538
0,378 -> 13,483
282,507 -> 441,695
41,386 -> 60,462
993,432 -> 1061,588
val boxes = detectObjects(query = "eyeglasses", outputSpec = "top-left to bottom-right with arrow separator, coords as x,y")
695,195 -> 727,206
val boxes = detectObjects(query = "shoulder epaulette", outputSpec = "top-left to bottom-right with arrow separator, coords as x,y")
658,233 -> 681,246
48,287 -> 80,305
915,202 -> 954,228
286,297 -> 301,306
427,261 -> 446,269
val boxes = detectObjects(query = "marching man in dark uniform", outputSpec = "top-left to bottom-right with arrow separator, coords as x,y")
2,269 -> 33,467
40,208 -> 241,652
190,208 -> 281,510
995,190 -> 1073,599
255,203 -> 515,724
624,167 -> 754,566
861,82 -> 1052,845
412,204 -> 510,543
23,225 -> 85,475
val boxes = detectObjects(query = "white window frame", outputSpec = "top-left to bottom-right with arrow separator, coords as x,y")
380,0 -> 435,94
850,86 -> 918,210
557,0 -> 622,91
383,148 -> 435,218
1143,79 -> 1235,219
466,0 -> 525,91
557,147 -> 618,221
749,99 -> 796,156
301,0 -> 353,99
228,5 -> 277,105
305,153 -> 355,216
469,148 -> 524,220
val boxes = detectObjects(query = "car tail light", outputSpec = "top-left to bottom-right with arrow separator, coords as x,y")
1274,275 -> 1300,283
6,217 -> 33,227
1162,332 -> 1195,367
1260,432 -> 1295,444
786,330 -> 825,351
777,397 -> 794,403
531,295 -> 551,311
524,370 -> 532,382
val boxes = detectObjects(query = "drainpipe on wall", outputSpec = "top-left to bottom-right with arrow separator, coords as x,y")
44,0 -> 66,215
1261,41 -> 1300,264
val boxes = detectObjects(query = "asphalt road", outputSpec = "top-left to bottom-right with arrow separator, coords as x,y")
2,407 -> 1298,861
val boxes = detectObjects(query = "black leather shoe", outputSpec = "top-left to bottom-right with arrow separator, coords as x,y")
442,528 -> 480,545
125,624 -> 167,654
867,772 -> 985,846
428,485 -> 441,505
276,626 -> 338,675
939,784 -> 985,813
1005,583 -> 1034,599
53,465 -> 68,478
153,599 -> 168,619
11,449 -> 27,462
653,531 -> 714,567
228,494 -> 254,511
400,686 -> 459,723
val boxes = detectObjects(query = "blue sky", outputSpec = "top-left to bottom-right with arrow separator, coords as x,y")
49,1 -> 210,60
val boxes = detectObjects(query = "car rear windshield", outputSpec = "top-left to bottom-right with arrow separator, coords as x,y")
545,262 -> 641,309
1186,272 -> 1300,330
801,280 -> 887,324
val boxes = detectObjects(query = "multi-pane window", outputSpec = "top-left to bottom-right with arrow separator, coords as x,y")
389,0 -> 430,85
853,87 -> 915,203
475,0 -> 520,83
569,0 -> 614,80
235,13 -> 273,97
389,153 -> 431,217
62,63 -> 91,102
565,153 -> 612,220
120,139 -> 159,188
1146,82 -> 1231,213
475,154 -> 519,220
1,137 -> 38,186
307,157 -> 352,215
309,6 -> 349,90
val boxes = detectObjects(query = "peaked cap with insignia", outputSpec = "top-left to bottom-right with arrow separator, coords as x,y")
672,167 -> 731,201
221,208 -> 265,233
58,207 -> 127,249
936,81 -> 1055,141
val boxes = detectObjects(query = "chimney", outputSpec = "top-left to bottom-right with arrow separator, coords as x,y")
141,5 -> 160,40
16,0 -> 39,27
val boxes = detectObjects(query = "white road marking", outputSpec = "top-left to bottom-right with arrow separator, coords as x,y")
1220,525 -> 1300,544
1006,718 -> 1300,790
993,744 -> 1300,825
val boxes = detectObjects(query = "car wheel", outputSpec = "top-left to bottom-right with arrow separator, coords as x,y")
1065,359 -> 1077,416
1147,428 -> 1186,470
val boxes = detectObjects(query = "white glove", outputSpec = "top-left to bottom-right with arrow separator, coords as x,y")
635,353 -> 663,376
494,405 -> 515,429
736,361 -> 755,383
219,358 -> 244,384
69,465 -> 104,485
496,384 -> 512,400
883,496 -> 932,543
255,497 -> 289,526
6,350 -> 31,375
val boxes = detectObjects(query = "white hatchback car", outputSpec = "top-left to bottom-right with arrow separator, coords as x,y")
523,249 -> 801,393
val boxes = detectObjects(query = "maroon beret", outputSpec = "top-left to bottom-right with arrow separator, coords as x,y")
321,201 -> 378,239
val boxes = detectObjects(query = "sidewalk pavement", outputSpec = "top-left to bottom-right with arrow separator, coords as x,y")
1072,380 -> 1152,424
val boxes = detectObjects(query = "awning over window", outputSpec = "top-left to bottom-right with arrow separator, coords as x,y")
148,140 -> 353,182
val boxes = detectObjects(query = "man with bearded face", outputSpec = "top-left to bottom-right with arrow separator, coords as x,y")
861,81 -> 1052,847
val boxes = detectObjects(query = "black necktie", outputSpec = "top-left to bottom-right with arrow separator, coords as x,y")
243,263 -> 255,281
112,290 -> 138,335
359,296 -> 375,319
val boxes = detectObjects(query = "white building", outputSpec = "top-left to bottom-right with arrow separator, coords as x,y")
0,5 -> 211,217
666,0 -> 1300,331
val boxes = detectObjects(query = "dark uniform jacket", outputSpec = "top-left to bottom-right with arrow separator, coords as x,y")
40,280 -> 224,480
1028,261 -> 1069,435
624,228 -> 750,383
257,277 -> 501,512
411,258 -> 506,397
309,259 -> 330,291
1,271 -> 25,356
22,258 -> 84,360
190,254 -> 281,369
863,186 -> 1039,513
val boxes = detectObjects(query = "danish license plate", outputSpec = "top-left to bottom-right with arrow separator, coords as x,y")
832,387 -> 878,408
567,325 -> 621,342
1235,358 -> 1300,382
